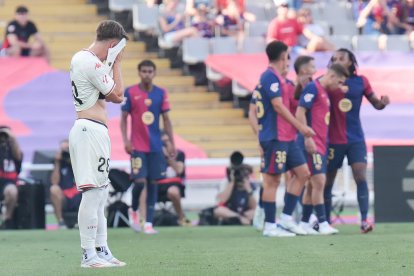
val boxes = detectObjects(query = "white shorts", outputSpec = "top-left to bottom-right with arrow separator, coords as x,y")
69,119 -> 111,191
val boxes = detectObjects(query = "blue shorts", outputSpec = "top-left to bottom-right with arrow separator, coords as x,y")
130,151 -> 167,180
305,152 -> 327,176
327,142 -> 367,171
260,140 -> 306,175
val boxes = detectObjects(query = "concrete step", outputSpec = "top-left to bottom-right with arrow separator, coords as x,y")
4,0 -> 86,4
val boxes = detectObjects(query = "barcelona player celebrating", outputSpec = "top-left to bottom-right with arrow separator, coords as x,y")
252,41 -> 315,237
324,49 -> 390,233
296,64 -> 348,235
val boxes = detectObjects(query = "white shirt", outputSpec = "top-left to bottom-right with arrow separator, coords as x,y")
70,50 -> 115,112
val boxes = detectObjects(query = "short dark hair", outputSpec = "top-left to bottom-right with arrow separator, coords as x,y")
266,41 -> 288,62
96,20 -> 128,41
16,6 -> 28,14
328,63 -> 349,78
294,55 -> 314,74
138,60 -> 156,71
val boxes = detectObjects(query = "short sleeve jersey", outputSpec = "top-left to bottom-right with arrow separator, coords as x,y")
70,50 -> 115,112
2,20 -> 37,49
121,84 -> 170,152
299,79 -> 331,154
328,75 -> 374,144
252,68 -> 296,142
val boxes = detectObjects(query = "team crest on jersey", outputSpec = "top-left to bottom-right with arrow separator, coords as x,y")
270,82 -> 279,93
339,98 -> 352,112
325,112 -> 330,125
144,99 -> 152,106
142,111 -> 155,125
304,93 -> 314,103
340,85 -> 349,93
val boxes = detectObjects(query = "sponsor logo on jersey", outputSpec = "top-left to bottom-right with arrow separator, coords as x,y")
339,98 -> 352,112
141,111 -> 155,125
304,93 -> 314,103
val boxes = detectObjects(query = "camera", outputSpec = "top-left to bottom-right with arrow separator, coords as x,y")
226,151 -> 252,187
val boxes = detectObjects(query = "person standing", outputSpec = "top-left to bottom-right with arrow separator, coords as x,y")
69,20 -> 127,268
324,48 -> 390,233
121,60 -> 176,235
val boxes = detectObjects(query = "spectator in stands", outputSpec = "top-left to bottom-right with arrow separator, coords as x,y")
1,6 -> 50,62
157,132 -> 190,226
355,0 -> 399,34
50,140 -> 81,229
297,8 -> 335,52
186,0 -> 214,16
398,0 -> 414,33
191,3 -> 216,38
159,0 -> 199,45
214,151 -> 256,225
266,0 -> 304,54
0,126 -> 22,230
215,0 -> 255,38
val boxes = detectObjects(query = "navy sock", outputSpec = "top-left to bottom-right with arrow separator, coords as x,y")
146,181 -> 158,223
301,204 -> 313,223
357,181 -> 369,221
259,187 -> 264,208
263,202 -> 276,223
131,182 -> 145,211
282,193 -> 299,216
324,184 -> 333,223
314,204 -> 327,223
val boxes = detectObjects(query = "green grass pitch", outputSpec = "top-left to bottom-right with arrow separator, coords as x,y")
1,223 -> 413,275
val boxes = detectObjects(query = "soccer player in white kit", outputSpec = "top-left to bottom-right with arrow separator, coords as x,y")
69,20 -> 127,268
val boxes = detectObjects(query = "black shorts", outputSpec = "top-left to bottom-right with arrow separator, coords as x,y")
63,193 -> 82,212
157,183 -> 185,203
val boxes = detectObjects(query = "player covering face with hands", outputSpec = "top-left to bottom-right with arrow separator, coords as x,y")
69,20 -> 128,268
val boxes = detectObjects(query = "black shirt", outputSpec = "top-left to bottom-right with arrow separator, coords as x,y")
3,20 -> 38,48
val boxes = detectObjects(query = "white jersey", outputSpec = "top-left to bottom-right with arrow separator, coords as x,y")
70,50 -> 115,111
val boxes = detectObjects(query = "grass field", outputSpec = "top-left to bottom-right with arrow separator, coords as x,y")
1,223 -> 414,275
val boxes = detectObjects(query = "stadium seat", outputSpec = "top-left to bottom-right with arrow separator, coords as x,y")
329,35 -> 353,50
182,37 -> 210,64
245,21 -> 269,37
245,3 -> 267,20
319,1 -> 353,22
109,0 -> 135,13
330,20 -> 358,36
132,4 -> 159,33
352,35 -> 379,51
241,36 -> 266,53
210,36 -> 238,54
232,80 -> 250,97
385,35 -> 411,52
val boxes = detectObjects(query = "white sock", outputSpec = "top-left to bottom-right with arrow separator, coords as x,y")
82,248 -> 97,260
78,189 -> 101,250
95,186 -> 109,248
144,222 -> 153,228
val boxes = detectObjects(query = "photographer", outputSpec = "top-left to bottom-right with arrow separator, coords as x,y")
214,151 -> 256,225
0,126 -> 23,229
50,140 -> 81,229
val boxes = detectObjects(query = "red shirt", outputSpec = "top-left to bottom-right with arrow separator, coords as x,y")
267,18 -> 303,47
